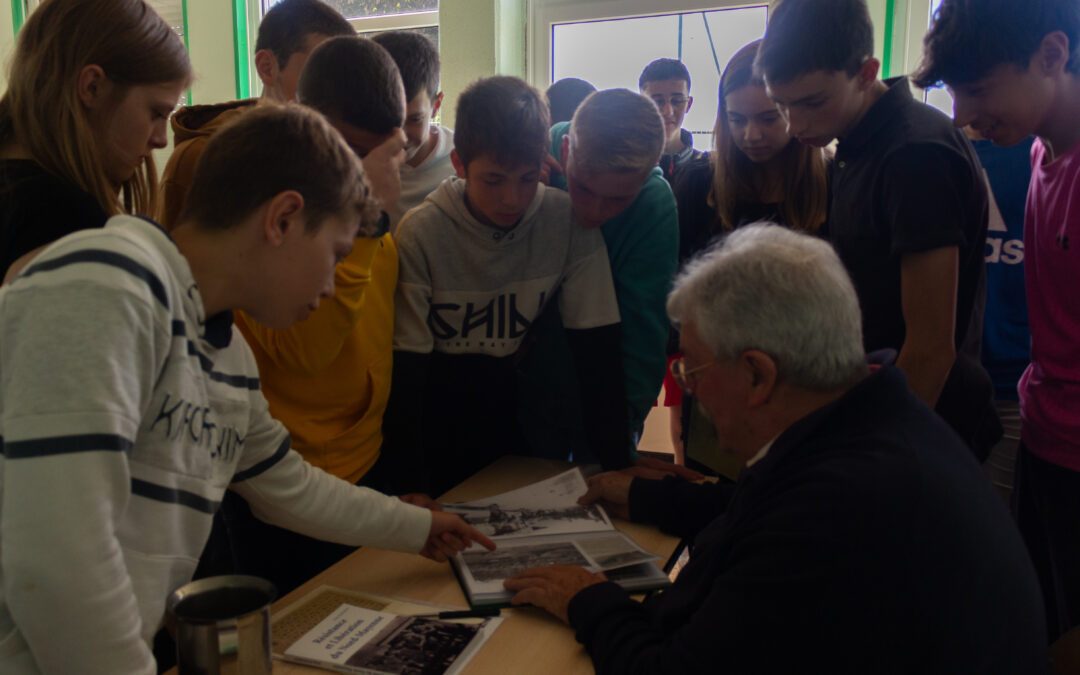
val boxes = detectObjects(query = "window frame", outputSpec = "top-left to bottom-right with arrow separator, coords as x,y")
528,0 -> 766,89
247,1 -> 438,95
255,0 -> 437,32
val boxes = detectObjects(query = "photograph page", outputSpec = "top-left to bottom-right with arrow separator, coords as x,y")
452,530 -> 665,607
443,468 -> 612,540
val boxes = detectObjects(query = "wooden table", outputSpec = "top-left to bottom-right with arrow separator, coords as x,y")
268,456 -> 680,674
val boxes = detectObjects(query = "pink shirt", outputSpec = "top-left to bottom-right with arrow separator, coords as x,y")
1019,137 -> 1080,470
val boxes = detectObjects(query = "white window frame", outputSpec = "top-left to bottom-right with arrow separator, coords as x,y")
255,1 -> 437,33
528,0 -> 767,89
248,1 -> 438,93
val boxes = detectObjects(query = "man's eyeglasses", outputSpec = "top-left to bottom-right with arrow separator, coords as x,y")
670,357 -> 714,393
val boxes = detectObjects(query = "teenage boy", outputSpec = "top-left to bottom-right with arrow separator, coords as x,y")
638,58 -> 705,182
547,77 -> 597,124
385,76 -> 630,496
226,36 -> 411,595
915,0 -> 1080,642
756,0 -> 1001,460
0,105 -> 492,675
371,31 -> 456,226
523,90 -> 678,461
159,0 -> 354,229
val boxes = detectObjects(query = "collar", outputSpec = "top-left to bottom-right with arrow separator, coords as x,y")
745,435 -> 778,468
742,350 -> 898,478
203,311 -> 234,349
837,77 -> 913,157
662,129 -> 697,163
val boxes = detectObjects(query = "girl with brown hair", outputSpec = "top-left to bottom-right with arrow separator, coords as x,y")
674,38 -> 829,260
666,39 -> 829,464
0,0 -> 191,277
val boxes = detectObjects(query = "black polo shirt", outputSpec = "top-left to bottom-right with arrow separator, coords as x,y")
827,77 -> 998,456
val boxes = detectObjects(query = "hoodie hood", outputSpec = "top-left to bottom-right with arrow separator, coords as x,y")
171,99 -> 258,145
425,176 -> 549,249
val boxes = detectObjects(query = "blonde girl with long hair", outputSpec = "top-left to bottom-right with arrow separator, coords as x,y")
666,39 -> 829,465
0,0 -> 191,277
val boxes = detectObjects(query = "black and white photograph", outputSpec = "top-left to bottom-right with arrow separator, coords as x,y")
575,533 -> 659,570
461,541 -> 591,583
444,502 -> 608,539
345,616 -> 482,675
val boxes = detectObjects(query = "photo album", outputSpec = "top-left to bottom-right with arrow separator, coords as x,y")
444,468 -> 671,608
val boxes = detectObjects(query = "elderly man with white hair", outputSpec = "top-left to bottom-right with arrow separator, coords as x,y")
505,225 -> 1046,674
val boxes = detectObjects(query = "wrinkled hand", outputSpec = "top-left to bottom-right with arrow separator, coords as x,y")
361,129 -> 407,209
399,493 -> 442,511
504,565 -> 606,624
622,456 -> 705,481
577,471 -> 634,520
419,511 -> 495,563
539,153 -> 563,186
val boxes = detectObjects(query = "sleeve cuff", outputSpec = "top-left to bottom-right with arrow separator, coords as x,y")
628,475 -> 683,525
567,581 -> 636,645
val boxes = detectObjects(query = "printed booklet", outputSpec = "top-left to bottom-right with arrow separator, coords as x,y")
272,586 -> 502,675
444,468 -> 670,607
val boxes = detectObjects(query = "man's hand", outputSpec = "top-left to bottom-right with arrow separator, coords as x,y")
577,471 -> 635,520
361,129 -> 407,209
419,511 -> 495,563
399,493 -> 442,511
623,456 -> 705,481
504,566 -> 606,624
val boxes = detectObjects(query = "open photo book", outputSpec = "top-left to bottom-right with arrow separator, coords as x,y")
272,586 -> 502,675
444,468 -> 671,608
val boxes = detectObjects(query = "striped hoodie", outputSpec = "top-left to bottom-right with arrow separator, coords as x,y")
0,216 -> 431,674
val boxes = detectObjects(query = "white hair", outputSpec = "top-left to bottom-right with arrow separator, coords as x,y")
667,223 -> 866,391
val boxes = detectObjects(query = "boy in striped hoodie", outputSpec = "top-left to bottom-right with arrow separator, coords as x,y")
0,105 -> 491,675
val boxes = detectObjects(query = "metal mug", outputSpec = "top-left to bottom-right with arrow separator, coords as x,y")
166,575 -> 277,675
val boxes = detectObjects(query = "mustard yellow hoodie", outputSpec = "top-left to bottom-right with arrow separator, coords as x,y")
236,234 -> 397,484
159,99 -> 257,229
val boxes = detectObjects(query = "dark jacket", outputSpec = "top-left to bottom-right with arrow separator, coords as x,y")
659,129 -> 706,185
568,366 -> 1047,674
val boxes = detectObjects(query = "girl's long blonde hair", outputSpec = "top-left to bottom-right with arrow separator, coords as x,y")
0,0 -> 191,216
711,39 -> 827,234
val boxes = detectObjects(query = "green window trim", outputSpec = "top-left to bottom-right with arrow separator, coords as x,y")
182,0 -> 192,105
232,0 -> 250,99
882,0 -> 896,78
11,0 -> 24,34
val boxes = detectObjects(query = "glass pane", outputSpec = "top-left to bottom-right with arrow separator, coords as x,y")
552,6 -> 769,151
924,0 -> 954,116
146,0 -> 184,38
307,0 -> 438,20
361,25 -> 439,49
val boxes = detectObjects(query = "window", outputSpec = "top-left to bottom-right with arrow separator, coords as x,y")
540,2 -> 767,151
260,0 -> 437,39
252,0 -> 439,94
923,0 -> 954,116
18,0 -> 185,37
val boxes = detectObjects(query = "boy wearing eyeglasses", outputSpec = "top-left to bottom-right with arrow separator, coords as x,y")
639,58 -> 705,182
